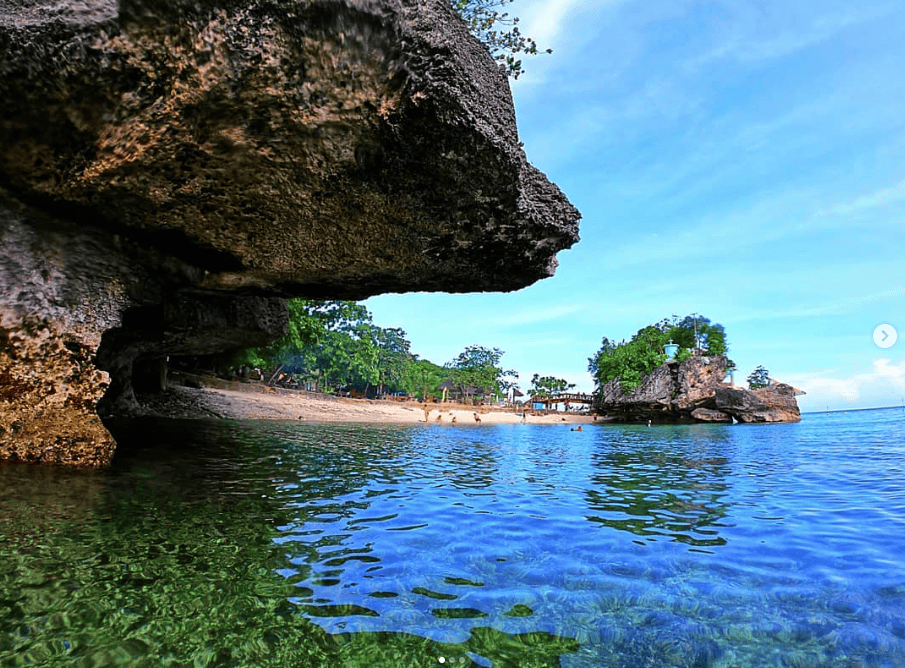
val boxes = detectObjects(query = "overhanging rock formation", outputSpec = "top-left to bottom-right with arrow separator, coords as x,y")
0,0 -> 581,465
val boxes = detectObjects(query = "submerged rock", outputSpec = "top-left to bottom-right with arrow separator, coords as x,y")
595,356 -> 802,424
0,0 -> 580,465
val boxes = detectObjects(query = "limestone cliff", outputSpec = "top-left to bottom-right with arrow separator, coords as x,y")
0,0 -> 581,465
595,356 -> 802,424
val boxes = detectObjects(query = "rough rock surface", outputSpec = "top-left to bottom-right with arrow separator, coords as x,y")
595,355 -> 802,423
713,383 -> 802,423
689,407 -> 732,423
0,310 -> 115,466
0,0 -> 580,465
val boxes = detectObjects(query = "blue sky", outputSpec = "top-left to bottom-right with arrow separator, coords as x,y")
365,0 -> 905,412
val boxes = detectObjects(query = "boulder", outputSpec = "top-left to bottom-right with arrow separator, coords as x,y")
0,0 -> 580,465
713,383 -> 802,423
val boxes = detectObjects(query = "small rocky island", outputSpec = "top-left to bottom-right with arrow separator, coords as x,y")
594,355 -> 803,424
0,0 -> 580,466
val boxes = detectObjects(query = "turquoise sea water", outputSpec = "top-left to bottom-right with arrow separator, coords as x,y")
2,409 -> 904,667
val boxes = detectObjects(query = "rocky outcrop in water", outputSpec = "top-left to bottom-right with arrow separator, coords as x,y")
0,0 -> 581,465
712,383 -> 803,423
595,356 -> 802,424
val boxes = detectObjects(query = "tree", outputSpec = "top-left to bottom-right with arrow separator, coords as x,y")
588,314 -> 732,394
402,358 -> 446,401
224,300 -> 391,393
588,335 -> 667,394
226,298 -> 342,375
370,326 -> 412,397
448,345 -> 517,403
665,315 -> 728,357
529,374 -> 575,397
747,365 -> 770,389
451,0 -> 551,79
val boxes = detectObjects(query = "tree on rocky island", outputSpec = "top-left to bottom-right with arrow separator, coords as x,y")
452,0 -> 551,79
747,365 -> 771,389
588,314 -> 733,394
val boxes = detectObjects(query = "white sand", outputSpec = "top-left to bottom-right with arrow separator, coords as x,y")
163,375 -> 596,426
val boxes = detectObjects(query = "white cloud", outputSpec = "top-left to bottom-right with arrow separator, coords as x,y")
521,0 -> 612,50
874,358 -> 905,383
789,359 -> 905,407
797,376 -> 862,402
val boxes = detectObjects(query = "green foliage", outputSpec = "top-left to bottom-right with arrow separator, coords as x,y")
652,314 -> 728,358
447,344 -> 517,402
228,303 -> 522,403
588,314 -> 731,394
589,332 -> 668,394
529,374 -> 575,397
452,0 -> 551,79
226,300 -> 415,395
747,365 -> 770,389
401,358 -> 447,401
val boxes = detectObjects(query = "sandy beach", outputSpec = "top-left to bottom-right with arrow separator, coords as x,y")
142,373 -> 597,426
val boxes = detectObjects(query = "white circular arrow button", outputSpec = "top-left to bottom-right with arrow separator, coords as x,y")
873,324 -> 898,349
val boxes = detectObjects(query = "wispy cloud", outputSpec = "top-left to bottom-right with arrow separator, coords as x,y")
521,0 -> 614,51
724,285 -> 905,324
788,359 -> 905,404
684,3 -> 895,69
822,178 -> 905,216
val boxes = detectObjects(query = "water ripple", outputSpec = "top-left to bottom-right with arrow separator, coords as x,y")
1,413 -> 904,666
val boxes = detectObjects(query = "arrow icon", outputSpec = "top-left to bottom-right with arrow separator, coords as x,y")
874,324 -> 898,349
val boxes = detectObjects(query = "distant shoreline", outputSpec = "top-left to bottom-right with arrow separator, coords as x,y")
135,373 -> 598,426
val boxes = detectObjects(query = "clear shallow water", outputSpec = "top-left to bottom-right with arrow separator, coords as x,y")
2,409 -> 904,667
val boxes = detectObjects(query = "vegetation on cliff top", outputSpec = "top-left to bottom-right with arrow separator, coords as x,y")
453,0 -> 551,79
747,365 -> 771,389
588,315 -> 732,394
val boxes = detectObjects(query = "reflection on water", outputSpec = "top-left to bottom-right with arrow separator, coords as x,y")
1,412 -> 904,667
586,427 -> 731,549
